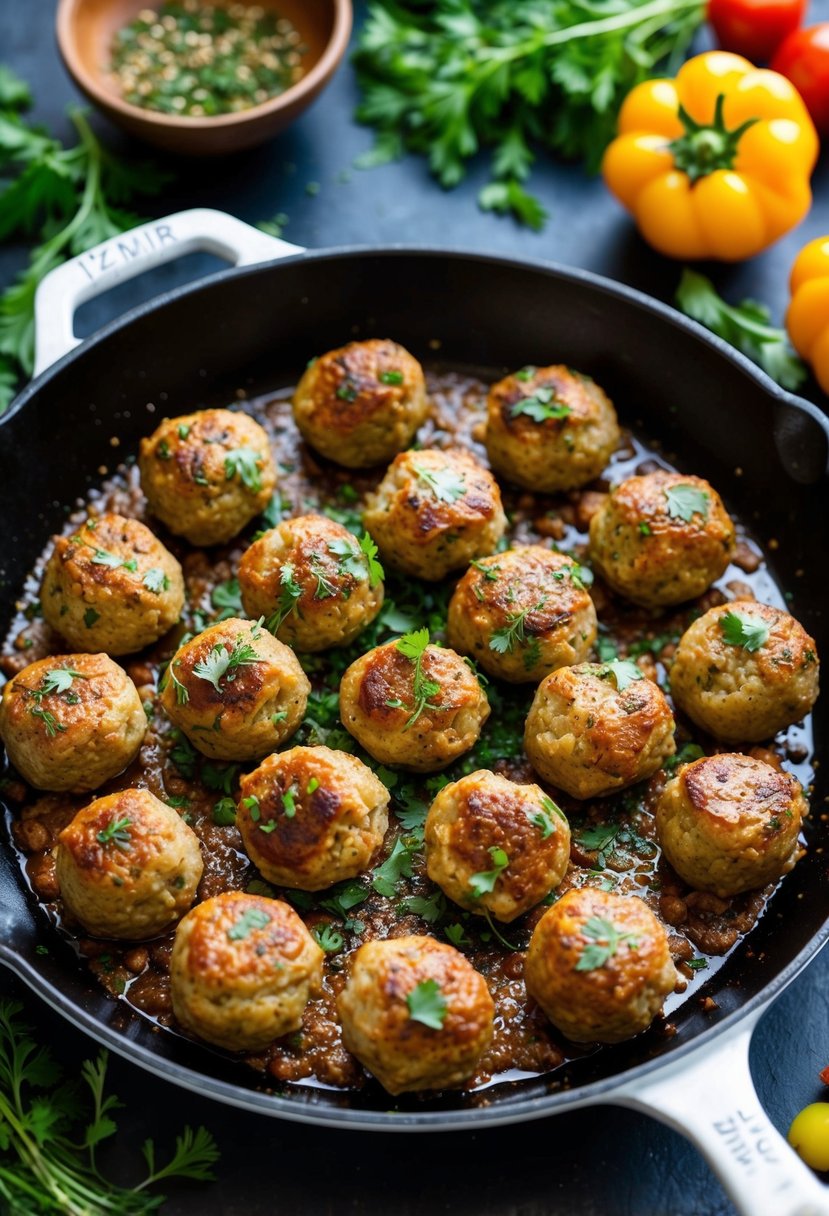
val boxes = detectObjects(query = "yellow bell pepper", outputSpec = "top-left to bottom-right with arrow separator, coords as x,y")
602,51 -> 819,262
787,236 -> 829,395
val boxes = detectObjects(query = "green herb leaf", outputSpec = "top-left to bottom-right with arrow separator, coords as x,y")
211,577 -> 243,620
212,797 -> 237,826
96,816 -> 132,850
395,629 -> 441,729
227,906 -> 271,941
406,978 -> 448,1030
510,385 -> 571,422
468,845 -> 509,899
267,560 -> 303,633
193,636 -> 260,693
719,609 -> 769,653
664,483 -> 710,523
412,462 -> 466,504
372,836 -> 415,897
575,915 -> 639,972
312,924 -> 345,953
597,658 -> 644,692
142,567 -> 170,593
224,446 -> 264,493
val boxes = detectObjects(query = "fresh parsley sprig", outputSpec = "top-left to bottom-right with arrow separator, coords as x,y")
393,629 -> 442,729
406,979 -> 448,1030
468,845 -> 509,899
267,561 -> 303,633
719,609 -> 769,653
575,915 -> 639,971
193,637 -> 260,693
510,387 -> 571,422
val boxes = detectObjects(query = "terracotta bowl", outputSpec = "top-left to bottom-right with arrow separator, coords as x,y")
56,0 -> 353,155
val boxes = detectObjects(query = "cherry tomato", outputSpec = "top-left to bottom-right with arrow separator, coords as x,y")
707,0 -> 806,62
772,24 -> 829,134
788,1103 -> 829,1171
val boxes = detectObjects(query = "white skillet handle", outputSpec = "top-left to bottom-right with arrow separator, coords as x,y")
613,1013 -> 829,1216
33,207 -> 304,376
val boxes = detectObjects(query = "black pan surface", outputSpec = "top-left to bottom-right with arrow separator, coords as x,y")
1,248 -> 828,1127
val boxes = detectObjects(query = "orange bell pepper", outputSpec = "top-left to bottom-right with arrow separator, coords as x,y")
787,236 -> 829,394
602,51 -> 819,261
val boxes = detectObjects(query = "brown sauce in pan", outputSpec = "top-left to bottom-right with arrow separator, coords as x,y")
0,370 -> 815,1096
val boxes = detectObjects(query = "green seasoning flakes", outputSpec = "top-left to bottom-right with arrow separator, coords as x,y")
110,2 -> 307,118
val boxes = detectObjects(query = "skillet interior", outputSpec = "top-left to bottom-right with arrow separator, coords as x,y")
1,248 -> 828,1126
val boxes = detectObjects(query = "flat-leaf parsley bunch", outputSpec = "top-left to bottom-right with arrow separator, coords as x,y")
352,0 -> 705,229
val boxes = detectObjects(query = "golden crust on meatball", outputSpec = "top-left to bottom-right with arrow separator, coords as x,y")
362,448 -> 507,581
0,653 -> 146,793
238,514 -> 384,653
40,514 -> 184,655
292,339 -> 428,469
170,891 -> 323,1052
447,547 -> 598,684
656,753 -> 806,897
237,746 -> 390,891
425,771 -> 571,922
55,788 -> 203,940
524,662 -> 676,798
159,617 -> 309,761
669,600 -> 819,743
485,365 -> 620,493
339,639 -> 490,772
588,470 -> 736,608
138,408 -> 276,546
337,935 -> 494,1094
524,888 -> 678,1044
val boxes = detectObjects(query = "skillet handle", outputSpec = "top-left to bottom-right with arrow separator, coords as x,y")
613,1012 -> 829,1216
32,207 -> 304,377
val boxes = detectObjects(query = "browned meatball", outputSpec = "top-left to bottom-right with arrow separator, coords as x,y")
0,653 -> 146,792
337,935 -> 494,1093
139,408 -> 276,545
485,364 -> 620,492
339,638 -> 490,771
292,339 -> 428,468
238,513 -> 384,652
55,788 -> 203,940
237,746 -> 389,890
656,753 -> 806,897
669,600 -> 819,742
40,513 -> 184,655
159,618 -> 309,761
524,661 -> 676,798
425,771 -> 571,922
171,892 -> 323,1051
524,888 -> 678,1043
447,546 -> 597,684
588,471 -> 736,607
362,448 -> 507,581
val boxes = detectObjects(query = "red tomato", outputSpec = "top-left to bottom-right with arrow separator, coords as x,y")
707,0 -> 806,61
772,24 -> 829,134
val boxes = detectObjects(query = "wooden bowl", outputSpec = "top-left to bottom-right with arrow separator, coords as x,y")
56,0 -> 352,155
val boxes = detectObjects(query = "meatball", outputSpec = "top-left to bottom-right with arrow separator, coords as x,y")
55,788 -> 203,939
447,546 -> 597,684
139,408 -> 276,546
669,600 -> 819,743
362,448 -> 507,581
237,746 -> 389,890
337,935 -> 494,1094
171,891 -> 323,1052
40,513 -> 184,655
339,639 -> 490,772
524,661 -> 675,798
485,364 -> 620,492
525,888 -> 678,1044
238,514 -> 384,653
656,752 -> 806,898
292,339 -> 428,468
159,618 -> 309,761
0,653 -> 146,793
588,470 -> 736,607
425,771 -> 571,922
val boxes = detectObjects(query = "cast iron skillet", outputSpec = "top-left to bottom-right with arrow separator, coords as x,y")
1,210 -> 828,1215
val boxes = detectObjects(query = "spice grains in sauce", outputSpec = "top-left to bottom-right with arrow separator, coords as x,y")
0,369 -> 814,1095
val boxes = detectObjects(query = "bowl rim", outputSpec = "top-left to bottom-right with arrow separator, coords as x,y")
56,0 -> 353,130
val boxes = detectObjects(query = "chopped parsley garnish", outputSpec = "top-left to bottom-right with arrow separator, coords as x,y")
178,423 -> 190,439
575,915 -> 639,972
489,597 -> 546,659
379,369 -> 404,385
223,446 -> 263,492
406,979 -> 448,1030
29,707 -> 65,736
664,742 -> 705,772
313,924 -> 345,953
281,785 -> 298,819
412,462 -> 466,504
719,610 -> 769,653
83,608 -> 100,628
597,658 -> 643,692
157,439 -> 171,460
306,777 -> 320,795
372,836 -> 416,897
192,636 -> 260,693
401,891 -> 446,924
227,907 -> 271,941
309,553 -> 338,600
328,533 -> 384,589
90,547 -> 134,570
336,379 -> 359,402
211,578 -> 243,620
267,561 -> 303,633
468,845 -> 509,898
34,667 -> 85,699
142,567 -> 170,593
212,797 -> 237,826
514,365 -> 537,382
510,386 -> 571,423
444,922 -> 472,948
687,957 -> 709,972
664,483 -> 710,523
394,628 -> 441,729
528,793 -> 564,838
471,558 -> 500,581
96,816 -> 132,850
638,522 -> 652,537
165,661 -> 189,706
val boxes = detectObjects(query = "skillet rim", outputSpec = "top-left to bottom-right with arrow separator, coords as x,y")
1,241 -> 828,1127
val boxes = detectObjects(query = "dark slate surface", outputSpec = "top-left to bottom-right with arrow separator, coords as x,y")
1,3 -> 828,1213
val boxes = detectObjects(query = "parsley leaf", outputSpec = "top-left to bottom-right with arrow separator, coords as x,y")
719,609 -> 769,653
227,907 -> 271,941
468,845 -> 509,898
96,816 -> 132,850
142,567 -> 169,593
406,979 -> 448,1030
489,597 -> 546,658
372,836 -> 415,897
395,629 -> 442,729
528,793 -> 565,838
510,386 -> 571,422
412,462 -> 466,504
223,446 -> 264,492
211,577 -> 243,621
597,658 -> 644,692
267,561 -> 302,633
401,891 -> 447,924
313,924 -> 345,953
192,636 -> 260,693
212,797 -> 237,826
575,915 -> 639,972
664,483 -> 710,523
37,666 -> 85,697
